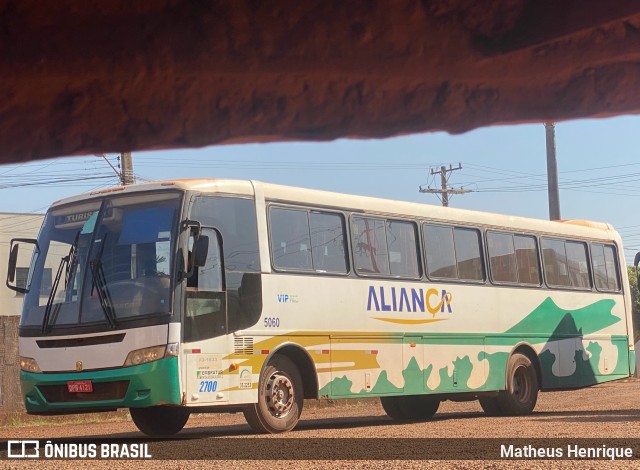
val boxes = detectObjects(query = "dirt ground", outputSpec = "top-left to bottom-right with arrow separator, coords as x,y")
2,378 -> 640,468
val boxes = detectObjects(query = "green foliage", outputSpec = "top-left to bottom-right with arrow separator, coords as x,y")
627,266 -> 640,342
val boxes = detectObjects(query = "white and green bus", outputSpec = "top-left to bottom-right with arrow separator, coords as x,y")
8,179 -> 635,436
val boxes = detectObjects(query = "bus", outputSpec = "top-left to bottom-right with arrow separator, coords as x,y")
7,179 -> 635,436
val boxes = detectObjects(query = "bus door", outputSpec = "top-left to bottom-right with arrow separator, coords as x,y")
183,227 -> 231,404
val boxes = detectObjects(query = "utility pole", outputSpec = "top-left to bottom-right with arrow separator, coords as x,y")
544,122 -> 561,220
120,152 -> 135,185
419,163 -> 471,207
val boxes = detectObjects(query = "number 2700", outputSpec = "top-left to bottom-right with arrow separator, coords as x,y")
199,380 -> 218,393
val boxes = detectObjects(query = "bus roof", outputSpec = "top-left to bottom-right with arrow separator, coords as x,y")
50,178 -> 619,241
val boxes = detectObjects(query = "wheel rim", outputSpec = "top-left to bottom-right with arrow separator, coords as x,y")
265,371 -> 294,418
512,365 -> 531,404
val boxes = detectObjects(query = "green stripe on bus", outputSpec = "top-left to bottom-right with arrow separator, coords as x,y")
21,357 -> 180,413
320,340 -> 630,399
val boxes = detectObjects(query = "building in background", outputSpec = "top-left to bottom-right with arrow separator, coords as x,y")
0,213 -> 44,315
0,213 -> 44,418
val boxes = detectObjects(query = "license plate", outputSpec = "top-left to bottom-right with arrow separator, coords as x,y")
67,380 -> 93,393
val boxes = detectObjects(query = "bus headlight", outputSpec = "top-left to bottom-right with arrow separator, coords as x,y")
123,344 -> 178,367
20,356 -> 41,373
165,343 -> 179,357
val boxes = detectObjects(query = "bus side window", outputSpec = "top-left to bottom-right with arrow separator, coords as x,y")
591,243 -> 608,290
542,238 -> 590,290
565,241 -> 591,289
599,244 -> 621,291
310,211 -> 348,274
386,220 -> 420,278
453,227 -> 483,281
269,207 -> 313,271
487,232 -> 518,283
351,216 -> 390,275
514,235 -> 541,285
542,239 -> 566,287
424,224 -> 483,281
424,224 -> 457,279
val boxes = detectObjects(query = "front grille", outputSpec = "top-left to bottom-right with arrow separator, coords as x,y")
234,337 -> 254,355
37,380 -> 129,403
37,334 -> 126,349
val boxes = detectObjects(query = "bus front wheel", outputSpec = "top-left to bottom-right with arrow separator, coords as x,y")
381,395 -> 439,420
243,354 -> 304,433
130,406 -> 190,437
497,352 -> 538,415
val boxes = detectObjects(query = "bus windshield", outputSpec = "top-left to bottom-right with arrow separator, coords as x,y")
20,192 -> 182,329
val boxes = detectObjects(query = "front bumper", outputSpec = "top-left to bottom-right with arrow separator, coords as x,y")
21,356 -> 180,414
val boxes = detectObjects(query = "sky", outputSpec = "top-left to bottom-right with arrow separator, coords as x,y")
2,115 -> 640,263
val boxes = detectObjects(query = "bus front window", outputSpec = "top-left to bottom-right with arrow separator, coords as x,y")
21,193 -> 182,331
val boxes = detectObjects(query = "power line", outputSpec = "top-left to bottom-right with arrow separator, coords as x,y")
131,156 -> 445,171
0,175 -> 114,190
419,164 -> 471,207
97,153 -> 121,177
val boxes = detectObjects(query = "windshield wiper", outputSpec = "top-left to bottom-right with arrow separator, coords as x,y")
42,232 -> 80,334
89,234 -> 117,328
65,233 -> 80,299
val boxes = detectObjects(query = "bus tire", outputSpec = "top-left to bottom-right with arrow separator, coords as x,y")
497,352 -> 538,416
130,406 -> 190,437
243,354 -> 304,433
380,396 -> 406,419
381,395 -> 439,420
478,396 -> 504,416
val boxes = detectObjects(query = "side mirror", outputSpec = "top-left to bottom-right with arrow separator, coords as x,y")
186,235 -> 210,280
7,244 -> 18,283
635,252 -> 640,269
192,236 -> 209,268
6,238 -> 38,294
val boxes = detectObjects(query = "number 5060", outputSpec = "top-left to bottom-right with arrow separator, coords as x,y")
264,317 -> 280,327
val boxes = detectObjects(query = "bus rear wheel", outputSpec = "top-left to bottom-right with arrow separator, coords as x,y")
243,354 -> 304,433
381,395 -> 440,420
130,406 -> 190,437
497,352 -> 538,416
478,396 -> 504,416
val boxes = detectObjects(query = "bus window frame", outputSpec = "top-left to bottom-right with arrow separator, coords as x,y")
309,209 -> 351,276
590,241 -> 622,293
267,203 -> 351,277
350,214 -> 422,280
183,226 -> 228,343
485,230 -> 543,288
540,236 -> 594,292
422,221 -> 486,284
